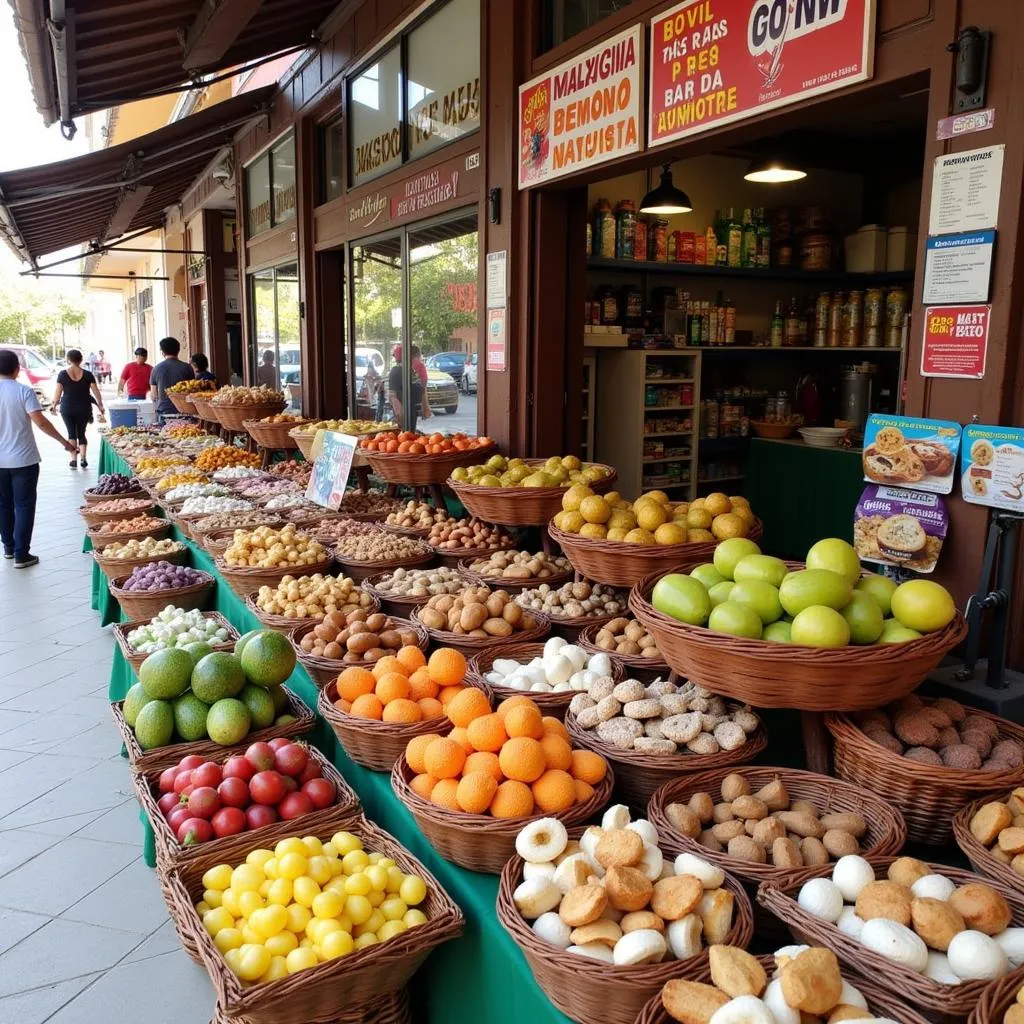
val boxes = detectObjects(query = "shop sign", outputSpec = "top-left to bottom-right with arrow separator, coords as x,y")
962,424 -> 1024,513
486,308 -> 506,371
922,230 -> 995,305
863,414 -> 962,496
391,166 -> 461,219
445,282 -> 477,313
347,192 -> 390,232
409,78 -> 480,157
306,430 -> 357,509
518,24 -> 642,188
936,108 -> 995,141
648,0 -> 875,148
920,304 -> 990,380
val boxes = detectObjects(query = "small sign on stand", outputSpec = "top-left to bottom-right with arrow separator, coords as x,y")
306,430 -> 357,510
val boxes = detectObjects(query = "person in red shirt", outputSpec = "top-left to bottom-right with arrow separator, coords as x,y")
118,348 -> 151,400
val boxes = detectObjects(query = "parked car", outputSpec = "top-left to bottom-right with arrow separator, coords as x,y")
4,344 -> 57,403
461,352 -> 477,394
426,369 -> 459,415
353,347 -> 387,418
425,350 -> 466,384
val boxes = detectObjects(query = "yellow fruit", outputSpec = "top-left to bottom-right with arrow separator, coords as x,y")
238,890 -> 264,919
673,502 -> 690,516
320,930 -> 354,959
400,875 -> 428,906
365,864 -> 389,891
204,888 -> 223,908
331,832 -> 363,856
606,527 -> 629,542
214,927 -> 243,953
556,510 -> 585,533
196,901 -> 211,916
624,528 -> 656,545
731,504 -> 755,526
691,497 -> 706,509
711,513 -> 749,539
354,933 -> 379,951
264,931 -> 298,957
380,897 -> 408,921
688,528 -> 714,542
231,864 -> 264,892
312,890 -> 345,919
286,904 -> 312,933
608,510 -> 637,531
275,837 -> 307,859
579,522 -> 608,539
203,907 -> 235,937
603,490 -> 622,505
344,872 -> 372,896
241,924 -> 261,944
579,495 -> 612,524
655,522 -> 688,545
265,878 -> 292,906
221,889 -> 241,917
729,495 -> 750,507
562,484 -> 593,512
704,492 -> 732,517
286,947 -> 319,974
686,507 -> 714,529
404,908 -> 428,928
236,944 -> 272,981
641,490 -> 671,505
342,849 -> 370,874
259,955 -> 289,983
278,853 -> 308,881
346,894 -> 373,926
204,864 -> 233,892
635,500 -> 668,531
302,836 -> 324,856
293,876 -> 321,907
356,910 -> 386,937
386,866 -> 405,893
252,904 -> 288,938
307,856 -> 333,886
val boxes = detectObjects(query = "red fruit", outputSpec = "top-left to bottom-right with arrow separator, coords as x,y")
245,741 -> 276,772
172,771 -> 193,796
268,737 -> 291,752
298,760 -> 322,785
211,806 -> 246,838
191,762 -> 223,789
177,817 -> 213,846
179,754 -> 205,771
245,804 -> 279,830
187,786 -> 221,819
277,791 -> 314,820
249,770 -> 286,806
158,766 -> 180,793
217,776 -> 250,809
167,806 -> 191,833
274,744 -> 309,778
222,755 -> 255,782
179,784 -> 195,801
280,776 -> 298,795
301,778 -> 336,810
158,792 -> 180,816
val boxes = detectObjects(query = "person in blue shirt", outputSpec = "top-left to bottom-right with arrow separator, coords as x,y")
190,353 -> 218,386
148,337 -> 194,423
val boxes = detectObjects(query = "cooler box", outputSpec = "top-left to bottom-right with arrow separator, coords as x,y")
133,400 -> 156,425
107,402 -> 137,428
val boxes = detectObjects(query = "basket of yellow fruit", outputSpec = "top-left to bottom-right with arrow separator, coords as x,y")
215,524 -> 333,597
210,385 -> 288,431
447,455 -> 618,527
548,488 -> 761,589
289,419 -> 395,462
243,412 -> 311,450
189,391 -> 222,425
167,379 -> 217,415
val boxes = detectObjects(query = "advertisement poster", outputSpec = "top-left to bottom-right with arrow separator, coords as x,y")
928,144 -> 1003,233
518,24 -> 642,188
648,0 -> 875,148
306,430 -> 357,510
863,414 -> 962,495
486,308 -> 507,371
920,305 -> 990,379
854,485 -> 948,575
962,424 -> 1024,512
922,230 -> 995,304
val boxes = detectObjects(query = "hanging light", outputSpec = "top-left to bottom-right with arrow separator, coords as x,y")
744,157 -> 807,183
639,165 -> 692,214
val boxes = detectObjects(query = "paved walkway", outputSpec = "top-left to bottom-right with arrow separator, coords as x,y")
0,429 -> 215,1023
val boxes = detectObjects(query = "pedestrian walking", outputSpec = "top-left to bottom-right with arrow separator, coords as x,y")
118,347 -> 151,400
51,349 -> 105,469
149,337 -> 194,424
0,348 -> 79,567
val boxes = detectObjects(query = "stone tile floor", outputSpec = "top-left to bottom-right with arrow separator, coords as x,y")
0,430 -> 215,1022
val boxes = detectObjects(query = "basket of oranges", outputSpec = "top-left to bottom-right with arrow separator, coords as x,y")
359,431 -> 496,486
390,690 -> 614,873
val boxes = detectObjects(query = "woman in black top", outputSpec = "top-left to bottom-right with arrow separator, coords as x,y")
51,350 -> 105,468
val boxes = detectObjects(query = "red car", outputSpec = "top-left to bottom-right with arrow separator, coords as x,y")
5,344 -> 58,403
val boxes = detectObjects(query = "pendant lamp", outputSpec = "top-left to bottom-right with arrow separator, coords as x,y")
639,165 -> 693,214
744,157 -> 807,183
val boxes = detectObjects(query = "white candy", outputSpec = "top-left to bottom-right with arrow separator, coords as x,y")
601,805 -> 631,831
512,878 -> 561,919
532,912 -> 571,949
762,980 -> 800,1024
638,843 -> 664,882
947,930 -> 1009,981
673,853 -> 724,889
995,927 -> 1024,967
708,996 -> 775,1024
837,980 -> 867,1009
553,853 -> 597,893
522,862 -> 556,881
541,654 -> 574,685
924,951 -> 961,985
586,652 -> 613,677
567,942 -> 614,962
561,645 -> 587,671
543,636 -> 567,657
515,818 -> 568,864
579,826 -> 603,861
860,919 -> 928,972
836,906 -> 865,940
797,878 -> 844,922
911,874 -> 956,902
627,819 -> 660,846
831,855 -> 875,903
492,658 -> 521,677
612,928 -> 666,965
666,914 -> 703,959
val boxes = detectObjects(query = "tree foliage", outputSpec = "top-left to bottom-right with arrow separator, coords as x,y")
0,273 -> 88,359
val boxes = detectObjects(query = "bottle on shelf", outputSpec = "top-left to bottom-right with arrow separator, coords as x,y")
726,208 -> 743,268
688,300 -> 703,346
724,297 -> 737,345
714,211 -> 728,267
756,207 -> 772,269
770,300 -> 784,348
784,296 -> 803,347
742,208 -> 757,268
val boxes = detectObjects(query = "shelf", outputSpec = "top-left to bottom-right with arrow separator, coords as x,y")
587,258 -> 915,285
642,455 -> 692,464
644,404 -> 693,412
698,436 -> 751,451
698,474 -> 746,484
649,482 -> 692,490
643,431 -> 692,438
696,345 -> 904,355
644,377 -> 694,384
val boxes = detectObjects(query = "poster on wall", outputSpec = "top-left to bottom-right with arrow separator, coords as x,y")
922,230 -> 995,304
920,304 -> 990,379
928,144 -> 1003,234
486,308 -> 507,371
961,424 -> 1024,513
518,24 -> 642,188
648,0 -> 875,148
306,431 -> 357,510
862,414 -> 962,496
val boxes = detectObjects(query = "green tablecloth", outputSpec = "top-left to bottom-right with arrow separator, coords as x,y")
97,439 -> 571,1024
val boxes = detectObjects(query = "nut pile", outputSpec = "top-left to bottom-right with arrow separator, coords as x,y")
87,474 -> 140,496
370,566 -> 466,600
167,379 -> 216,394
234,478 -> 302,499
100,538 -> 184,560
118,561 -> 209,592
195,446 -> 261,471
210,384 -> 285,405
664,773 -> 861,866
192,510 -> 280,535
135,456 -> 193,476
337,491 -> 402,517
427,517 -> 516,553
92,515 -> 165,536
155,471 -> 209,493
485,637 -> 614,693
161,423 -> 208,440
385,500 -> 455,532
334,532 -> 430,565
164,483 -> 233,501
853,695 -> 1024,771
513,806 -> 736,966
970,792 -> 1024,878
264,494 -> 318,511
83,498 -> 153,515
515,580 -> 627,620
211,467 -> 266,481
797,855 -> 1024,983
180,496 -> 254,516
223,524 -> 328,568
299,610 -> 420,663
591,617 -> 663,660
467,550 -> 570,582
417,587 -> 539,638
310,518 -> 381,543
259,412 -> 306,423
268,459 -> 311,484
253,573 -> 373,620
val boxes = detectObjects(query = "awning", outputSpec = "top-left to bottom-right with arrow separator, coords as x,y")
0,85 -> 274,265
10,0 -> 345,128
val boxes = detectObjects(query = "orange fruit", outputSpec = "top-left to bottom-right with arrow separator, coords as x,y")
448,727 -> 474,754
504,704 -> 544,740
541,716 -> 570,742
382,698 -> 421,723
333,697 -> 352,714
375,672 -> 411,705
406,733 -> 442,774
438,685 -> 464,706
498,737 -> 546,784
423,737 -> 466,780
371,655 -> 403,681
430,778 -> 460,811
395,646 -> 426,674
532,769 -> 576,813
570,749 -> 607,785
466,713 -> 507,753
490,780 -> 534,819
410,773 -> 437,800
539,733 -> 573,771
495,695 -> 536,721
573,779 -> 595,803
455,771 -> 498,814
350,693 -> 383,720
337,667 -> 376,703
446,687 -> 491,728
427,648 -> 467,687
417,697 -> 444,719
464,750 -> 503,783
408,668 -> 439,701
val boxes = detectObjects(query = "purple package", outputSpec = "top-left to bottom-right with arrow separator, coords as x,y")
853,485 -> 948,574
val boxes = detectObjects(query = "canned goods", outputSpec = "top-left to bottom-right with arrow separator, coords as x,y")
695,235 -> 707,265
886,286 -> 908,349
814,292 -> 830,347
864,288 -> 885,328
634,218 -> 647,263
828,293 -> 844,347
651,219 -> 668,262
843,291 -> 864,347
800,233 -> 832,271
594,200 -> 614,260
615,199 -> 636,260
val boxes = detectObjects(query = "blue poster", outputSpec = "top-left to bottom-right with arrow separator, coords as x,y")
863,414 -> 962,495
305,430 -> 357,509
962,424 -> 1024,512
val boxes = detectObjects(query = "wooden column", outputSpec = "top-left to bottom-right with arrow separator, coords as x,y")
201,209 -> 230,384
295,115 -> 322,419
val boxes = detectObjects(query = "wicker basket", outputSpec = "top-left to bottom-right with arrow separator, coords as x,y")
827,709 -> 1024,845
968,966 -> 1024,1024
391,754 -> 614,873
211,399 -> 287,432
541,608 -> 623,643
87,518 -> 172,545
93,543 -> 188,581
635,956 -> 934,1024
335,547 -> 435,584
288,428 -> 317,461
109,685 -> 315,773
456,556 -> 573,593
109,573 -> 215,620
163,813 -> 464,1024
362,571 -> 445,617
291,616 -> 428,686
209,989 -> 412,1024
381,521 -> 434,539
113,611 -> 238,675
243,590 -> 382,637
167,391 -> 200,416
410,605 -> 549,656
83,485 -> 147,504
79,499 -> 157,527
189,393 -> 221,424
448,461 -> 618,527
629,568 -> 969,711
496,826 -> 754,1024
243,417 -> 310,450
201,524 -> 281,558
757,856 -> 1024,1020
750,420 -> 800,439
215,554 -> 335,598
429,541 -> 519,569
954,793 -> 1024,893
548,520 -> 764,589
362,442 -> 497,487
577,620 -> 672,676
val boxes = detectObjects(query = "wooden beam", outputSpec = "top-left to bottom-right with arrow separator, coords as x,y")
183,0 -> 265,72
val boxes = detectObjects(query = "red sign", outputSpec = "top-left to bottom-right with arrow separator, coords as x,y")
486,309 -> 506,371
649,0 -> 875,148
921,304 -> 990,379
445,282 -> 477,314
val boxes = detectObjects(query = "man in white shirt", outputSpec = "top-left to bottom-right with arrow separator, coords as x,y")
0,348 -> 78,567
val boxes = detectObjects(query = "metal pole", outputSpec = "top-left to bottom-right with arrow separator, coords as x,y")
28,273 -> 170,280
23,244 -> 209,274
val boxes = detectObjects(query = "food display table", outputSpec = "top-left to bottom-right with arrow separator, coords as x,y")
96,438 -> 573,1024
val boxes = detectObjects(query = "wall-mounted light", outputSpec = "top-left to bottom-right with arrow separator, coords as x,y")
744,157 -> 807,183
488,187 -> 501,225
639,165 -> 692,215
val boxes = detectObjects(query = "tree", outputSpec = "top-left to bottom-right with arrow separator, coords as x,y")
0,272 -> 88,358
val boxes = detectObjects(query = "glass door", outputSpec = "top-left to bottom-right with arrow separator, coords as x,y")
249,263 -> 300,406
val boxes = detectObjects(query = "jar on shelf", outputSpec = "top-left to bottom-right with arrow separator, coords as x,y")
843,290 -> 864,347
886,286 -> 908,348
594,199 -> 615,260
650,219 -> 669,262
634,217 -> 648,263
864,288 -> 885,347
615,199 -> 636,260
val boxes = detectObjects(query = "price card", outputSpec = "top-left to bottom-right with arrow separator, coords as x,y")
863,414 -> 962,495
305,431 -> 357,509
962,424 -> 1024,513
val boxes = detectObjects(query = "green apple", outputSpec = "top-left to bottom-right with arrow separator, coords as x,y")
733,554 -> 789,588
708,601 -> 763,639
840,592 -> 885,644
790,605 -> 851,648
690,563 -> 726,590
708,581 -> 735,608
779,569 -> 853,616
652,573 -> 712,626
729,579 -> 783,625
712,537 -> 762,581
855,574 -> 898,617
806,537 -> 862,586
890,579 -> 956,634
762,621 -> 793,643
878,618 -> 923,643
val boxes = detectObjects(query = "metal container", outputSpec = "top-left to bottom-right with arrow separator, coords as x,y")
886,286 -> 908,348
800,233 -> 832,271
814,292 -> 830,347
828,292 -> 844,347
843,290 -> 864,347
840,363 -> 878,432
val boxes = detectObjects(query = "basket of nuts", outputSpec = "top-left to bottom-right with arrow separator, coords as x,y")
307,517 -> 382,547
458,550 -> 573,592
363,566 -> 468,617
578,618 -> 670,676
333,533 -> 435,583
383,500 -> 456,538
216,524 -> 333,597
93,537 -> 187,580
200,521 -> 286,557
515,580 -> 630,642
80,497 -> 158,527
411,587 -> 549,654
333,490 -> 405,523
242,413 -> 311,450
87,516 -> 173,546
246,574 -> 379,633
425,518 -> 518,567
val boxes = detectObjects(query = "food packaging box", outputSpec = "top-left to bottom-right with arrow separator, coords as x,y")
886,227 -> 917,272
844,224 -> 887,273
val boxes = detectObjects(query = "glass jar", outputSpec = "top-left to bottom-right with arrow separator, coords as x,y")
594,199 -> 615,260
614,199 -> 636,260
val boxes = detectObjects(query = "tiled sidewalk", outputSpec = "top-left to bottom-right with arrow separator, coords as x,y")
0,430 -> 214,1023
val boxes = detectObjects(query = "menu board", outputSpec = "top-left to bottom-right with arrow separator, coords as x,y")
862,414 -> 962,496
306,431 -> 357,510
961,424 -> 1024,513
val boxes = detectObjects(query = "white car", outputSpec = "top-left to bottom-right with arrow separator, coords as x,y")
461,353 -> 478,394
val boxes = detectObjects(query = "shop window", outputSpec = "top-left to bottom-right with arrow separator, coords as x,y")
249,263 -> 299,402
272,137 -> 296,224
245,134 -> 296,236
246,154 -> 271,236
321,117 -> 344,202
539,0 -> 632,53
349,46 -> 403,187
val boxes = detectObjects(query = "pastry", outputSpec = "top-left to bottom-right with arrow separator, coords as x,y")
971,439 -> 995,467
971,475 -> 989,496
874,426 -> 906,455
877,515 -> 927,556
909,441 -> 954,476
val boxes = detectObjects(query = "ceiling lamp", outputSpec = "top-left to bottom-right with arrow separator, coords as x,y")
744,157 -> 807,183
639,165 -> 692,214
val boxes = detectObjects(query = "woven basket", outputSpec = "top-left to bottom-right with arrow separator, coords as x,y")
381,521 -> 434,539
243,589 -> 381,636
163,813 -> 464,1024
577,620 -> 672,676
215,554 -> 335,598
109,573 -> 215,620
93,543 -> 187,581
429,541 -> 519,569
109,686 -> 315,773
189,394 -> 221,424
211,400 -> 287,432
79,499 -> 157,527
548,520 -> 764,589
410,605 -> 549,656
201,523 -> 283,558
113,611 -> 238,675
335,547 -> 435,584
243,417 -> 310,450
288,428 -> 317,461
291,617 -> 429,686
456,556 -> 573,593
83,485 -> 147,504
541,608 -> 622,643
87,518 -> 172,545
954,793 -> 1024,893
496,827 -> 754,1024
629,568 -> 969,711
210,988 -> 412,1024
968,966 -> 1024,1024
635,956 -> 934,1024
827,709 -> 1024,845
757,855 -> 1024,1019
362,442 -> 497,487
362,571 -> 448,617
167,391 -> 200,415
448,461 -> 618,527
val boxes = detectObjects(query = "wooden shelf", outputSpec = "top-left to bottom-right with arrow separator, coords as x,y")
642,455 -> 692,464
587,257 -> 915,286
697,345 -> 903,355
643,430 -> 692,438
644,404 -> 693,412
698,474 -> 746,484
644,377 -> 694,384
